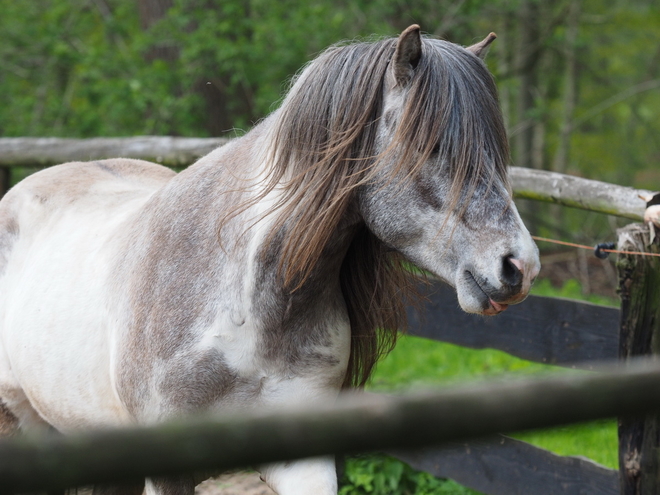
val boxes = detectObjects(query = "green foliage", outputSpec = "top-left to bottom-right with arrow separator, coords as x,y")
0,0 -> 489,137
0,0 -> 198,136
341,455 -> 482,495
3,0 -> 660,246
513,420 -> 618,468
572,1 -> 660,188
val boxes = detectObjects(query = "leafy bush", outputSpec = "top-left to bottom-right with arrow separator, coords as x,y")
341,455 -> 482,495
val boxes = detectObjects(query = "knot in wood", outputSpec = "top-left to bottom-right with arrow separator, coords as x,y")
624,449 -> 641,478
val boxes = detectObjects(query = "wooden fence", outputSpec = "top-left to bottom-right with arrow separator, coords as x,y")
1,361 -> 660,494
1,137 -> 660,495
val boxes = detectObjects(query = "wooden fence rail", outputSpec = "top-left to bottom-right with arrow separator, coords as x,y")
0,137 -> 657,219
0,136 -> 229,168
409,282 -> 619,369
389,435 -> 619,495
1,360 -> 660,494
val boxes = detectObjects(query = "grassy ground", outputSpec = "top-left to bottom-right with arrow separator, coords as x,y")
340,279 -> 619,494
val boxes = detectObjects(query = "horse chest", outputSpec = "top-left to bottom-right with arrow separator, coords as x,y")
117,268 -> 351,421
196,290 -> 351,388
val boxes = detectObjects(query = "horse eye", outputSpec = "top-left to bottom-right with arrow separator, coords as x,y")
430,144 -> 440,155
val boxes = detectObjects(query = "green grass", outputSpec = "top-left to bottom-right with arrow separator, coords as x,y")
367,335 -> 559,392
367,335 -> 618,469
529,277 -> 618,307
341,279 -> 619,494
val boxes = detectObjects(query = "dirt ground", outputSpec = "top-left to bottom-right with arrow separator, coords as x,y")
195,472 -> 276,495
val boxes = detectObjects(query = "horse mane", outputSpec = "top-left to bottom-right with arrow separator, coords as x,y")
229,35 -> 510,388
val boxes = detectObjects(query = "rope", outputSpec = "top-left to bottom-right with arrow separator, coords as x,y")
532,235 -> 660,258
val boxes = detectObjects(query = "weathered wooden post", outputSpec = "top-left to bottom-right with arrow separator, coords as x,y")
617,223 -> 660,494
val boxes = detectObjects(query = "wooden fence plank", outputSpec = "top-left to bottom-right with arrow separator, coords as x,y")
3,361 -> 660,493
0,137 -> 229,168
617,223 -> 660,495
408,282 -> 619,368
510,166 -> 657,221
388,435 -> 619,495
1,137 -> 658,220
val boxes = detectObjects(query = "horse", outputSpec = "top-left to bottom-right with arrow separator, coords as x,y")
0,25 -> 539,494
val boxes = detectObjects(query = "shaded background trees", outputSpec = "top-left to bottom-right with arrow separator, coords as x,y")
1,0 -> 659,254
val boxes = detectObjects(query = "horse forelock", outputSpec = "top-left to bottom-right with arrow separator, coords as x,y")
393,39 -> 510,208
238,34 -> 509,387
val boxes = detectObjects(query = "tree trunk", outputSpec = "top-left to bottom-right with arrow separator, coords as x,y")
552,0 -> 580,175
0,168 -> 9,199
512,0 -> 541,231
137,0 -> 240,134
549,0 -> 580,238
138,0 -> 177,62
497,4 -> 513,131
513,0 -> 540,169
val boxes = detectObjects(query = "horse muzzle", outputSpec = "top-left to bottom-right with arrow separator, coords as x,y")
484,255 -> 540,314
465,253 -> 540,316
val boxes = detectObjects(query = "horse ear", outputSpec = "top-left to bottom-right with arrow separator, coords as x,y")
392,24 -> 422,87
466,32 -> 497,60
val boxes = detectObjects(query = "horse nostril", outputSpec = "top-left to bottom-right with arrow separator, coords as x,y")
502,255 -> 523,287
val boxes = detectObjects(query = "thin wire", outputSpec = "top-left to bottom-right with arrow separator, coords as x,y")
532,235 -> 660,258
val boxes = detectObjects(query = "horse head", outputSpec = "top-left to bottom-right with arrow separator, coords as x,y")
359,25 -> 540,315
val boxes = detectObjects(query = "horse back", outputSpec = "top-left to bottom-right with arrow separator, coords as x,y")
0,158 -> 174,262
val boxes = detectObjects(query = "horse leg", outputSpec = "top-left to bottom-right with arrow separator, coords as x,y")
94,475 -> 194,495
0,397 -> 69,495
92,481 -> 145,495
0,392 -> 142,495
0,398 -> 19,437
260,456 -> 338,495
145,475 -> 195,495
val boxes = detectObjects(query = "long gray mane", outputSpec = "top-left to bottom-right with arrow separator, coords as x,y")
230,35 -> 510,387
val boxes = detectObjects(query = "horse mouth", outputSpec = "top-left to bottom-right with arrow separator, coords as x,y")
465,271 -> 509,316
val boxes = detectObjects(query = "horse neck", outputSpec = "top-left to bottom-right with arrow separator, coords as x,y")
173,120 -> 361,294
248,187 -> 361,298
